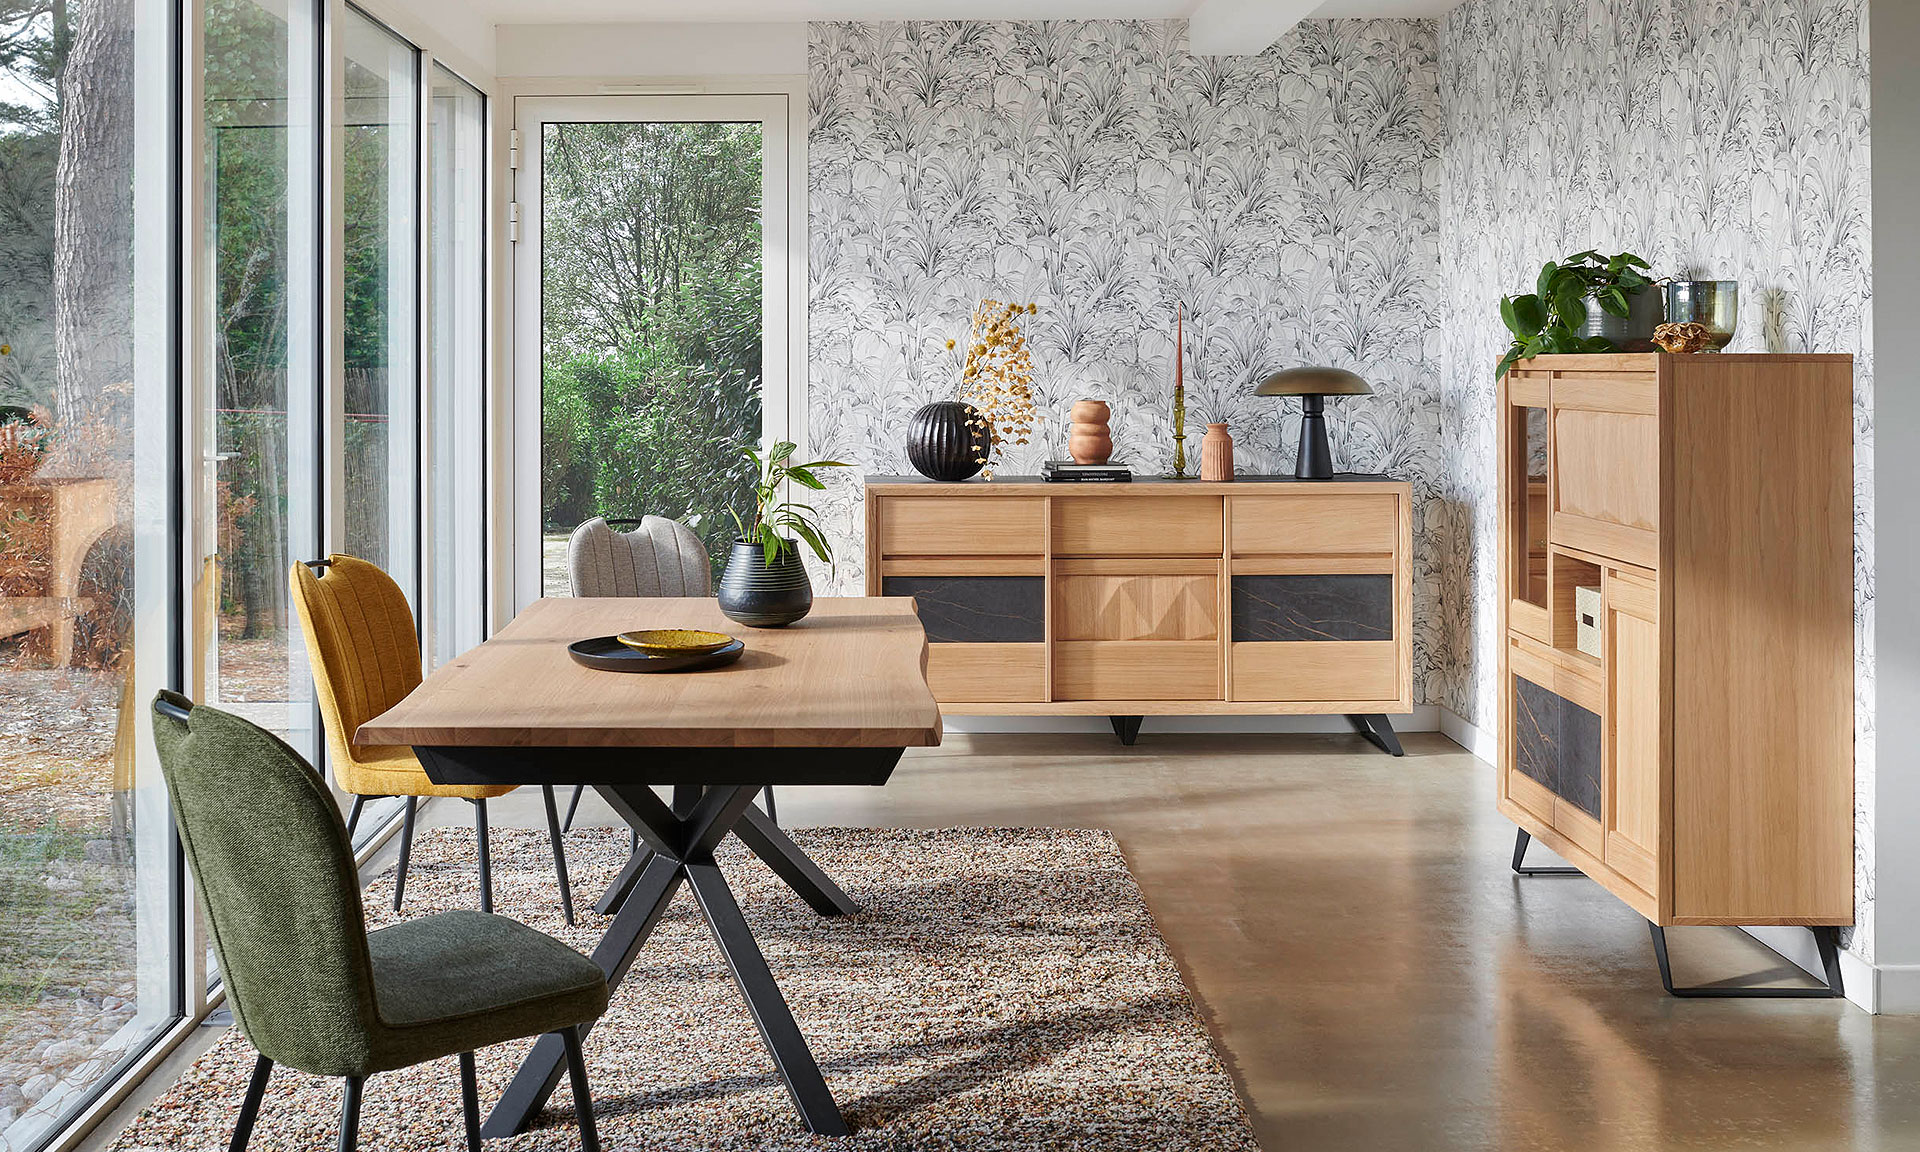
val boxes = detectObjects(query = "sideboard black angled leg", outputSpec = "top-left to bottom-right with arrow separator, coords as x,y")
1647,921 -> 1846,999
1345,713 -> 1403,756
1510,828 -> 1583,876
1110,715 -> 1143,746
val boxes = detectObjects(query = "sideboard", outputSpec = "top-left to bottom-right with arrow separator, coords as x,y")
863,475 -> 1412,751
1498,352 -> 1855,997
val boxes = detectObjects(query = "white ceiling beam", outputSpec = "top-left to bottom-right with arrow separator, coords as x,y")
1187,0 -> 1325,55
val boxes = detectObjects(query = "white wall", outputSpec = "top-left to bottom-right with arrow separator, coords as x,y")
496,21 -> 806,78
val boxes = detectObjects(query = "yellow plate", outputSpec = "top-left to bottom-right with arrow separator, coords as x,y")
616,628 -> 736,656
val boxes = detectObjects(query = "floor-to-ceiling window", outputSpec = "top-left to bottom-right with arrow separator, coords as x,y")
427,64 -> 486,666
0,0 -> 180,1145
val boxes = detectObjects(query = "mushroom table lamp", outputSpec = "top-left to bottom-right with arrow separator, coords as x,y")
1255,367 -> 1373,480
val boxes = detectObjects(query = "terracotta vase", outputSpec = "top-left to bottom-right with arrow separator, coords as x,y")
1200,423 -> 1234,481
1068,399 -> 1113,465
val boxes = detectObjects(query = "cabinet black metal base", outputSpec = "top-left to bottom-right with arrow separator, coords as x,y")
1345,713 -> 1403,756
1648,922 -> 1846,999
1510,828 -> 1582,876
1109,715 -> 1143,745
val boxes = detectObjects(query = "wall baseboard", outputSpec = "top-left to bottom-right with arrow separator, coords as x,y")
1438,707 -> 1495,762
942,705 -> 1444,735
1740,925 -> 1882,1012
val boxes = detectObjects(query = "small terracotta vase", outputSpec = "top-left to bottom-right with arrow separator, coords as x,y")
1068,399 -> 1113,465
1200,423 -> 1234,481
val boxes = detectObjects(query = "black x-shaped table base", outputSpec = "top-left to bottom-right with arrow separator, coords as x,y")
478,782 -> 858,1139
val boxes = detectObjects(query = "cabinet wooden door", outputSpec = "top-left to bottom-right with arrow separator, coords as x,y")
1549,373 -> 1660,569
1603,569 -> 1662,898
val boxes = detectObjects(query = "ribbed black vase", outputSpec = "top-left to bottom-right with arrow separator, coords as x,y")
717,540 -> 813,628
906,401 -> 989,481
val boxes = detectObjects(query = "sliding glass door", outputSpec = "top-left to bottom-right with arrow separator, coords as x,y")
511,95 -> 789,603
0,0 -> 180,1144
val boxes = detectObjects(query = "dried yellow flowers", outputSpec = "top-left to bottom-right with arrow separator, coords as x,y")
955,299 -> 1038,479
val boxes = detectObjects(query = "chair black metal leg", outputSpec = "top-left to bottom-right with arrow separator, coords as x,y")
762,785 -> 778,826
344,795 -> 367,840
1511,828 -> 1582,876
560,1025 -> 601,1152
562,783 -> 586,832
1109,714 -> 1143,745
228,1054 -> 272,1152
458,1052 -> 482,1152
1345,713 -> 1404,756
393,797 -> 418,911
543,785 -> 576,925
337,1076 -> 363,1152
474,798 -> 493,915
1648,921 -> 1846,999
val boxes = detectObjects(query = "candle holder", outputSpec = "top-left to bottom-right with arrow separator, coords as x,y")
1165,303 -> 1191,479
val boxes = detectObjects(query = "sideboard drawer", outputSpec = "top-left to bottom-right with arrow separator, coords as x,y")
878,497 -> 1043,556
1053,641 -> 1220,700
1055,571 -> 1218,641
926,643 -> 1047,703
1231,640 -> 1398,702
1230,493 -> 1398,555
1052,496 -> 1222,556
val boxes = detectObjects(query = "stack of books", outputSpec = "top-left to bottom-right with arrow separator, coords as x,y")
1042,460 -> 1132,482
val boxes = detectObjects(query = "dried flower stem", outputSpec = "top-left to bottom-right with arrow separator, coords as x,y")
950,300 -> 1037,480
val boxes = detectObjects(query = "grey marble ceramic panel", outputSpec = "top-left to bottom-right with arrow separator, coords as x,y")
1513,676 -> 1602,819
1231,575 -> 1393,642
882,576 -> 1045,643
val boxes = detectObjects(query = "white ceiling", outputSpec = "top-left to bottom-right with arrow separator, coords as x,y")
484,0 -> 1457,27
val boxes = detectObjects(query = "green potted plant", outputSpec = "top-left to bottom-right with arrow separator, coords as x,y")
718,441 -> 850,627
1497,251 -> 1661,379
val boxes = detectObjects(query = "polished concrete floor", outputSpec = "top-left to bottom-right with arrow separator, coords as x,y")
86,730 -> 1920,1150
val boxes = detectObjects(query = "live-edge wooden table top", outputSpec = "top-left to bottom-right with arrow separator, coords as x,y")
357,596 -> 943,750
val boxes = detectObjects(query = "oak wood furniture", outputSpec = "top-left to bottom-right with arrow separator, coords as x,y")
864,474 -> 1414,752
359,596 -> 942,1136
1498,352 -> 1854,997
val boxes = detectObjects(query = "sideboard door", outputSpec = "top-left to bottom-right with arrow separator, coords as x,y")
1602,568 -> 1663,899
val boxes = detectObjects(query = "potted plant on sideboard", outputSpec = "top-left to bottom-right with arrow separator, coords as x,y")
1497,250 -> 1661,378
718,440 -> 849,627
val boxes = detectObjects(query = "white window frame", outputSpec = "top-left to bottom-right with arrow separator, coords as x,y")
506,92 -> 799,611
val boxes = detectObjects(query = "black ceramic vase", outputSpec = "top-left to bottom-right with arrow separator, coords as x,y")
718,539 -> 813,627
906,401 -> 989,481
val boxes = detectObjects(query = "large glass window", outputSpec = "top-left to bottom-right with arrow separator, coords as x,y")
0,0 -> 179,1144
341,9 -> 419,601
428,65 -> 485,666
203,0 -> 320,753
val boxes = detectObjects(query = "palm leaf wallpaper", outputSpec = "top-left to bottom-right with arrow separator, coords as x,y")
807,18 -> 1449,699
806,0 -> 1874,957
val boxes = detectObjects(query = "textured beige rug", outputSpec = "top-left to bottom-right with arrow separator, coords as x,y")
111,825 -> 1257,1150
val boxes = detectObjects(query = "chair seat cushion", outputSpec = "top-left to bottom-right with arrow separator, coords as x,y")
366,911 -> 609,1072
337,746 -> 514,802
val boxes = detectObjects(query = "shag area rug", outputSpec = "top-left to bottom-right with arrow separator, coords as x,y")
111,826 -> 1257,1150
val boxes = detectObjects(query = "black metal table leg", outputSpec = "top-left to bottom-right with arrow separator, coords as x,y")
482,782 -> 854,1138
1109,715 -> 1143,746
1510,828 -> 1583,876
686,859 -> 849,1135
1345,713 -> 1404,756
1648,922 -> 1846,999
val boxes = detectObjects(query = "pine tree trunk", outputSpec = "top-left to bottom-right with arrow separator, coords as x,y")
52,0 -> 136,474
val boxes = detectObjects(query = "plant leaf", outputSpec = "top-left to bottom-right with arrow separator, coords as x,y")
1536,261 -> 1559,299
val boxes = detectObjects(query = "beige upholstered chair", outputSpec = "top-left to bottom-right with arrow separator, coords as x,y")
562,516 -> 781,830
567,515 -> 712,599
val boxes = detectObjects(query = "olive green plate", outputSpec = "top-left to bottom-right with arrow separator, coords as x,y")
616,628 -> 736,656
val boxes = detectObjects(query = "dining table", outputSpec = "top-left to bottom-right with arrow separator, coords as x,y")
356,595 -> 943,1138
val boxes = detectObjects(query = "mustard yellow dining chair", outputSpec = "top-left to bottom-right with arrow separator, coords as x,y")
291,555 -> 577,923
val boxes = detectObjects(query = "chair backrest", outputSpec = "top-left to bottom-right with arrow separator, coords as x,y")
290,555 -> 423,772
568,515 -> 712,598
151,692 -> 379,1076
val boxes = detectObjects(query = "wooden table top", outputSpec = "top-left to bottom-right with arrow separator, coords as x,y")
357,597 -> 943,750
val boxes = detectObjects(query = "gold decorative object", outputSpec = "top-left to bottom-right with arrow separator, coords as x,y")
951,300 -> 1037,480
616,628 -> 736,656
1169,303 -> 1189,478
1652,321 -> 1715,354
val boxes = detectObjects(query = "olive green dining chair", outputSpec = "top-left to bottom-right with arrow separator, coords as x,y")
151,691 -> 609,1152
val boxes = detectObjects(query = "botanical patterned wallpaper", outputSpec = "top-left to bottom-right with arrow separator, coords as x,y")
1434,0 -> 1875,954
807,18 -> 1449,699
